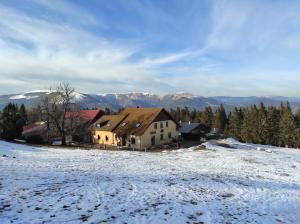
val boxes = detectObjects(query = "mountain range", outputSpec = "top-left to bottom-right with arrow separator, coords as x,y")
1,90 -> 300,112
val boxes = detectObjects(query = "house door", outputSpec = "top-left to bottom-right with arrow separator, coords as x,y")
151,136 -> 155,146
122,136 -> 126,146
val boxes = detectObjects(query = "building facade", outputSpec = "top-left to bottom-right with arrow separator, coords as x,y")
92,108 -> 179,149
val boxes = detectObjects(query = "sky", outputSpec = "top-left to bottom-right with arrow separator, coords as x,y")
0,0 -> 300,96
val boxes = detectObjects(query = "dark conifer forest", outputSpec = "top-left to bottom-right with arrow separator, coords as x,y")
169,102 -> 300,148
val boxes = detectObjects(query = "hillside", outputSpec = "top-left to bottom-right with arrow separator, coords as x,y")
0,139 -> 299,223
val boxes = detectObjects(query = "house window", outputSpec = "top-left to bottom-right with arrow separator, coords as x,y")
154,123 -> 157,129
105,136 -> 109,142
97,135 -> 101,140
121,122 -> 127,127
96,123 -> 100,128
168,132 -> 172,139
151,136 -> 155,145
160,129 -> 164,133
160,134 -> 164,140
160,122 -> 163,128
136,123 -> 141,128
166,121 -> 168,127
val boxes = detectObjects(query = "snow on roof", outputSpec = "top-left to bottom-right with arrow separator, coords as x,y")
22,122 -> 46,135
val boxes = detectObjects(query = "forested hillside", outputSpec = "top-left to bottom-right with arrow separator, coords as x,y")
169,102 -> 300,148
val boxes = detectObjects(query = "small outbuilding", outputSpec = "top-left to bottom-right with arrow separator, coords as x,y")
22,122 -> 48,143
179,121 -> 209,141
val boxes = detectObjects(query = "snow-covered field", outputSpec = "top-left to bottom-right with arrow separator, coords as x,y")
0,140 -> 299,224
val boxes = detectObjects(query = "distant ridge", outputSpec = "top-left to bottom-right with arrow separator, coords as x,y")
1,91 -> 300,111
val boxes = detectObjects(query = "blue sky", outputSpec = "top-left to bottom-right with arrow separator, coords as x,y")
0,0 -> 300,96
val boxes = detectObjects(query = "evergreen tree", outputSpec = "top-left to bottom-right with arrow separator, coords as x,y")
224,111 -> 232,136
200,106 -> 214,132
190,109 -> 197,122
214,104 -> 227,133
19,104 -> 27,121
295,106 -> 300,128
257,102 -> 268,144
196,111 -> 202,123
176,107 -> 181,121
169,108 -> 176,121
1,103 -> 23,140
181,107 -> 190,122
241,105 -> 259,143
104,107 -> 111,115
278,102 -> 296,147
294,128 -> 300,148
265,106 -> 280,146
226,107 -> 243,140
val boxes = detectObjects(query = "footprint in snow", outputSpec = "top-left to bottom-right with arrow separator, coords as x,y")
221,193 -> 235,199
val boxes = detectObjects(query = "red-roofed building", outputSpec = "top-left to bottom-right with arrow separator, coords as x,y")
22,109 -> 104,144
65,109 -> 104,143
65,109 -> 103,126
22,122 -> 48,143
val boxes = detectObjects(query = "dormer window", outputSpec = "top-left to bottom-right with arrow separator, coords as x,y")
96,123 -> 101,128
106,122 -> 111,127
136,122 -> 141,128
121,122 -> 127,127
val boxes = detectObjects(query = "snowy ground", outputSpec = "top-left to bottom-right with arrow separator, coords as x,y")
0,139 -> 300,224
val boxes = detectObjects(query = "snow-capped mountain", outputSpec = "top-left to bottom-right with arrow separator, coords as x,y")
1,91 -> 300,111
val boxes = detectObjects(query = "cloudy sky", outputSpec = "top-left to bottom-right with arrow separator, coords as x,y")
0,0 -> 300,96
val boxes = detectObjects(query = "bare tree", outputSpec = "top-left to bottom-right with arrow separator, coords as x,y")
41,83 -> 75,145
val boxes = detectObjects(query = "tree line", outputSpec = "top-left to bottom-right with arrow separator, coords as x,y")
170,102 -> 300,148
0,83 -> 115,145
0,103 -> 27,140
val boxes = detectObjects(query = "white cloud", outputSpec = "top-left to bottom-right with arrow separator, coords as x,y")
206,0 -> 300,53
1,1 -> 300,96
207,0 -> 254,50
139,50 -> 203,67
0,3 -> 175,94
31,0 -> 98,25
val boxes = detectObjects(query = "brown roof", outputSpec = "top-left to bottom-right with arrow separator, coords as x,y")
93,115 -> 127,132
114,108 -> 178,136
